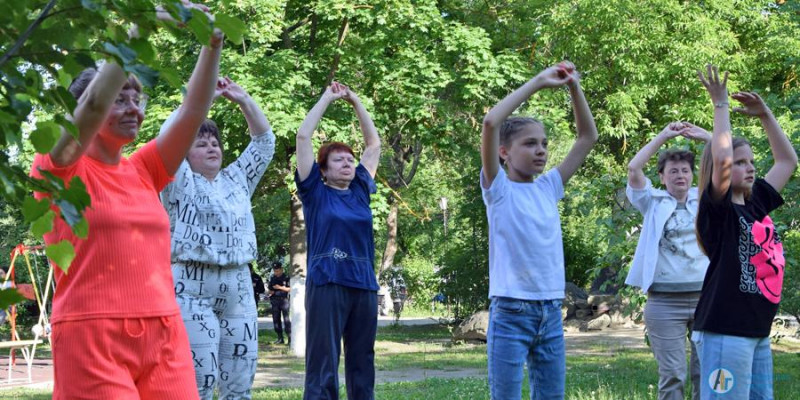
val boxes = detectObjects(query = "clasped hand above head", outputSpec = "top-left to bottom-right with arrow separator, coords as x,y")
534,61 -> 580,89
212,77 -> 251,104
657,121 -> 710,142
321,81 -> 361,106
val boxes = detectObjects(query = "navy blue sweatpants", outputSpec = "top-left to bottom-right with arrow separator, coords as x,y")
304,283 -> 377,400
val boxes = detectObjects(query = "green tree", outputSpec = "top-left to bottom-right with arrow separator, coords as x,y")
0,0 -> 245,308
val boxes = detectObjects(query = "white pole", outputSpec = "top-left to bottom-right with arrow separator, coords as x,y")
289,276 -> 306,357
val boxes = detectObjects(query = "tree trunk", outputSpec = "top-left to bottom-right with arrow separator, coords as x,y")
288,193 -> 307,357
378,200 -> 399,281
376,135 -> 422,283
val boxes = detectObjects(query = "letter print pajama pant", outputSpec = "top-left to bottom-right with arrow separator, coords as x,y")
173,261 -> 259,400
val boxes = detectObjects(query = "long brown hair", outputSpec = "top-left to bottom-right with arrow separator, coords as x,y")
695,136 -> 751,255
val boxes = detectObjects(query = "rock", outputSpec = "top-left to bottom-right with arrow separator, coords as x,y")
587,313 -> 612,330
561,306 -> 571,321
563,282 -> 589,319
588,294 -> 615,317
587,294 -> 615,306
453,310 -> 489,342
563,318 -> 585,333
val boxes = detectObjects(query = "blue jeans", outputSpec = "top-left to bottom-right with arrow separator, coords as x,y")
691,331 -> 773,400
487,297 -> 565,400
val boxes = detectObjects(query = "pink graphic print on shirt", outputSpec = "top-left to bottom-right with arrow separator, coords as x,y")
750,215 -> 784,304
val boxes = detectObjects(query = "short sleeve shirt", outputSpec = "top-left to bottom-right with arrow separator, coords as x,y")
295,162 -> 379,291
481,168 -> 565,300
694,179 -> 785,337
30,141 -> 177,323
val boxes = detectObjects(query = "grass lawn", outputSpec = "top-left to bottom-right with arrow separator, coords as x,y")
3,325 -> 798,399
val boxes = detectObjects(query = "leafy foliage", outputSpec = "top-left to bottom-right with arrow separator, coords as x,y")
1,0 -> 798,321
1,0 -> 245,300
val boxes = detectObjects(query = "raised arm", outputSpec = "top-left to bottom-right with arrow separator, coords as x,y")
218,77 -> 271,136
342,86 -> 381,178
156,29 -> 223,175
50,62 -> 128,167
296,84 -> 346,181
697,64 -> 732,200
627,123 -> 688,189
556,64 -> 599,185
481,62 -> 573,188
732,92 -> 798,192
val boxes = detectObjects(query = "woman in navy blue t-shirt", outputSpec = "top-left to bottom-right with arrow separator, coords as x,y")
295,82 -> 381,400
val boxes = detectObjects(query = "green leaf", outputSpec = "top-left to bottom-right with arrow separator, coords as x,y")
62,55 -> 84,77
215,13 -> 246,45
61,176 -> 92,214
55,115 -> 79,140
81,0 -> 101,12
46,240 -> 76,275
129,38 -> 156,64
56,68 -> 73,89
73,217 -> 89,239
74,53 -> 96,69
55,199 -> 81,227
186,9 -> 212,45
156,66 -> 182,88
52,87 -> 78,115
0,288 -> 27,310
22,196 -> 50,223
124,64 -> 160,87
0,110 -> 16,125
49,176 -> 91,229
31,210 -> 55,238
29,121 -> 61,154
103,42 -> 137,65
162,1 -> 193,24
37,170 -> 65,191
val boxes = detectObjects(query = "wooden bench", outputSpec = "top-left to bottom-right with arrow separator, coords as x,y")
0,339 -> 44,383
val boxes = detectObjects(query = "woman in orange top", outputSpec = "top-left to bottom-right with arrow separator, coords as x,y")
30,6 -> 222,400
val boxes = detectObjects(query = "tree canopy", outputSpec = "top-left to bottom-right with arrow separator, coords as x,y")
1,0 -> 798,320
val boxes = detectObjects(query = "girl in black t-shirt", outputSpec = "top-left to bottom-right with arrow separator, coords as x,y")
692,65 -> 797,399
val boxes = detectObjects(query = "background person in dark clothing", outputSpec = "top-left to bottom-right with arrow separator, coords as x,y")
250,264 -> 266,308
268,263 -> 291,344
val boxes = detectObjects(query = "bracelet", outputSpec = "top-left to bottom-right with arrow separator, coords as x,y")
714,102 -> 729,108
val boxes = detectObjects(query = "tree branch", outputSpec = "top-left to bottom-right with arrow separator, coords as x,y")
282,11 -> 312,50
308,13 -> 318,57
10,48 -> 113,60
285,15 -> 311,35
403,140 -> 422,184
0,0 -> 57,68
325,16 -> 350,86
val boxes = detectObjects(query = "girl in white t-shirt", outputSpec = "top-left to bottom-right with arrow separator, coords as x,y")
480,61 -> 598,400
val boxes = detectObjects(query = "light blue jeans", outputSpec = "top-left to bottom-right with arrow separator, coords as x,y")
487,297 -> 565,400
691,331 -> 773,400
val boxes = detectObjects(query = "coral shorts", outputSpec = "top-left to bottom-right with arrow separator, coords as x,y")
52,315 -> 199,400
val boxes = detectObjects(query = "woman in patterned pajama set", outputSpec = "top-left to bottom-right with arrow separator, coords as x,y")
160,77 -> 275,400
